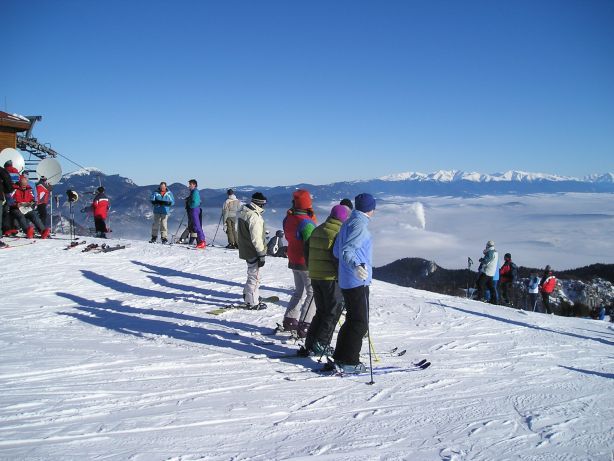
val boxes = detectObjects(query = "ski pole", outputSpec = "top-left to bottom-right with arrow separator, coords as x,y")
172,212 -> 186,243
365,282 -> 375,385
211,212 -> 223,246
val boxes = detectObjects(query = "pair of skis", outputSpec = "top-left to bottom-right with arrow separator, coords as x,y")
81,243 -> 127,253
206,296 -> 281,315
0,240 -> 37,250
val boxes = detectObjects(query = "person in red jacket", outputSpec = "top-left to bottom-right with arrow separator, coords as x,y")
92,186 -> 110,238
36,176 -> 51,227
282,189 -> 318,337
539,265 -> 557,314
498,253 -> 518,307
10,175 -> 49,239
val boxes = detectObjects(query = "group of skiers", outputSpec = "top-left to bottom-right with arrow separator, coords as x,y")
231,189 -> 377,374
0,162 -> 52,247
474,240 -> 558,314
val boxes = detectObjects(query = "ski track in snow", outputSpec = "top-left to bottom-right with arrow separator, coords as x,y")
1,237 -> 613,460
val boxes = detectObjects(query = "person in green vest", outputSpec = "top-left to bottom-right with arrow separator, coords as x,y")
299,204 -> 351,356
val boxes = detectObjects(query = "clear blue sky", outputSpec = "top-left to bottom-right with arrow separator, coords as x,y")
3,0 -> 613,187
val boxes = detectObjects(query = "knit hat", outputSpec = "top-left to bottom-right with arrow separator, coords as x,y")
504,253 -> 511,260
97,186 -> 105,193
330,204 -> 350,222
486,240 -> 495,248
340,198 -> 353,210
292,189 -> 312,210
545,265 -> 552,272
355,193 -> 376,213
227,189 -> 234,195
251,192 -> 267,207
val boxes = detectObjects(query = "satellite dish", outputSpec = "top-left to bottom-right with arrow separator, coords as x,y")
0,148 -> 25,173
36,158 -> 63,185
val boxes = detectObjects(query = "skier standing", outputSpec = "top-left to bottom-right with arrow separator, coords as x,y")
527,272 -> 540,311
150,181 -> 175,243
539,265 -> 557,314
92,186 -> 110,238
186,179 -> 206,249
0,165 -> 14,247
282,189 -> 318,337
498,253 -> 517,306
331,193 -> 376,374
237,192 -> 268,309
35,176 -> 51,227
222,189 -> 241,249
301,204 -> 350,356
476,241 -> 498,304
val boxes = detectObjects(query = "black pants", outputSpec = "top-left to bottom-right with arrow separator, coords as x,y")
528,293 -> 539,311
541,292 -> 552,314
94,217 -> 107,235
37,204 -> 48,227
333,285 -> 369,365
499,280 -> 513,305
477,273 -> 497,304
305,280 -> 345,351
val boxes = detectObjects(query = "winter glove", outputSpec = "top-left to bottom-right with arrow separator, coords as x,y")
355,264 -> 368,281
258,256 -> 266,268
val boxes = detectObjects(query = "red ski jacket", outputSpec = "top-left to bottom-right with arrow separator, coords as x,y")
540,275 -> 557,294
92,192 -> 109,219
12,184 -> 35,206
36,184 -> 50,204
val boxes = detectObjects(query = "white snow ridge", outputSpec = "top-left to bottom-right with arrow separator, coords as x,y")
1,238 -> 613,460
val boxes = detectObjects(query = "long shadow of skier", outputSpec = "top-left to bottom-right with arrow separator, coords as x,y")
433,302 -> 614,347
81,270 -> 237,308
147,275 -> 242,306
559,366 -> 614,380
131,260 -> 294,295
56,292 -> 292,357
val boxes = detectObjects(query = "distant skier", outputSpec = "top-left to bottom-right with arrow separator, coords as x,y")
498,253 -> 517,306
527,272 -> 540,311
92,186 -> 110,238
150,181 -> 175,243
282,189 -> 318,337
476,241 -> 498,304
0,165 -> 14,248
237,192 -> 268,309
301,204 -> 350,357
266,230 -> 287,257
330,193 -> 376,374
187,179 -> 206,249
11,175 -> 49,239
35,176 -> 51,227
222,189 -> 241,249
539,265 -> 557,314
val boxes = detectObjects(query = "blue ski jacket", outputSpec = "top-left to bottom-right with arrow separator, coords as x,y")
151,189 -> 175,215
333,210 -> 373,289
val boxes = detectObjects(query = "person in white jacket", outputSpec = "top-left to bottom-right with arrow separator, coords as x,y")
236,192 -> 268,309
476,240 -> 498,304
222,189 -> 241,249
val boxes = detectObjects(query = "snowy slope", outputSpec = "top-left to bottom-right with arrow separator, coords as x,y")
1,238 -> 613,460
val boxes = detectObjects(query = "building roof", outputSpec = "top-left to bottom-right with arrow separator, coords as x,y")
0,111 -> 32,132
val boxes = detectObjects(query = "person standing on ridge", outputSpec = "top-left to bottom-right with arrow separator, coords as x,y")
222,189 -> 241,249
476,240 -> 498,304
187,179 -> 206,249
498,253 -> 517,306
150,181 -> 175,243
539,265 -> 557,314
237,192 -> 268,309
282,189 -> 318,337
92,186 -> 110,238
330,193 -> 376,374
300,204 -> 350,357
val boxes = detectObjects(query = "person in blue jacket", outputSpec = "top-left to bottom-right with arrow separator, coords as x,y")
149,181 -> 175,243
187,179 -> 206,249
330,193 -> 376,374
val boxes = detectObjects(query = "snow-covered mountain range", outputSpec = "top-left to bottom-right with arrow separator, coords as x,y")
379,170 -> 614,183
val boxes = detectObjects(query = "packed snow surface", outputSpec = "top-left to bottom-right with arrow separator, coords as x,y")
1,238 -> 613,460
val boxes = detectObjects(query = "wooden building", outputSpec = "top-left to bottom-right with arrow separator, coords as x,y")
0,111 -> 31,151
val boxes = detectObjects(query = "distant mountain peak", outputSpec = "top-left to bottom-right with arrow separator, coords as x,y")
63,167 -> 104,180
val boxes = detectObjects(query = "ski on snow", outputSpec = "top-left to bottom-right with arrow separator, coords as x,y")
206,296 -> 281,315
